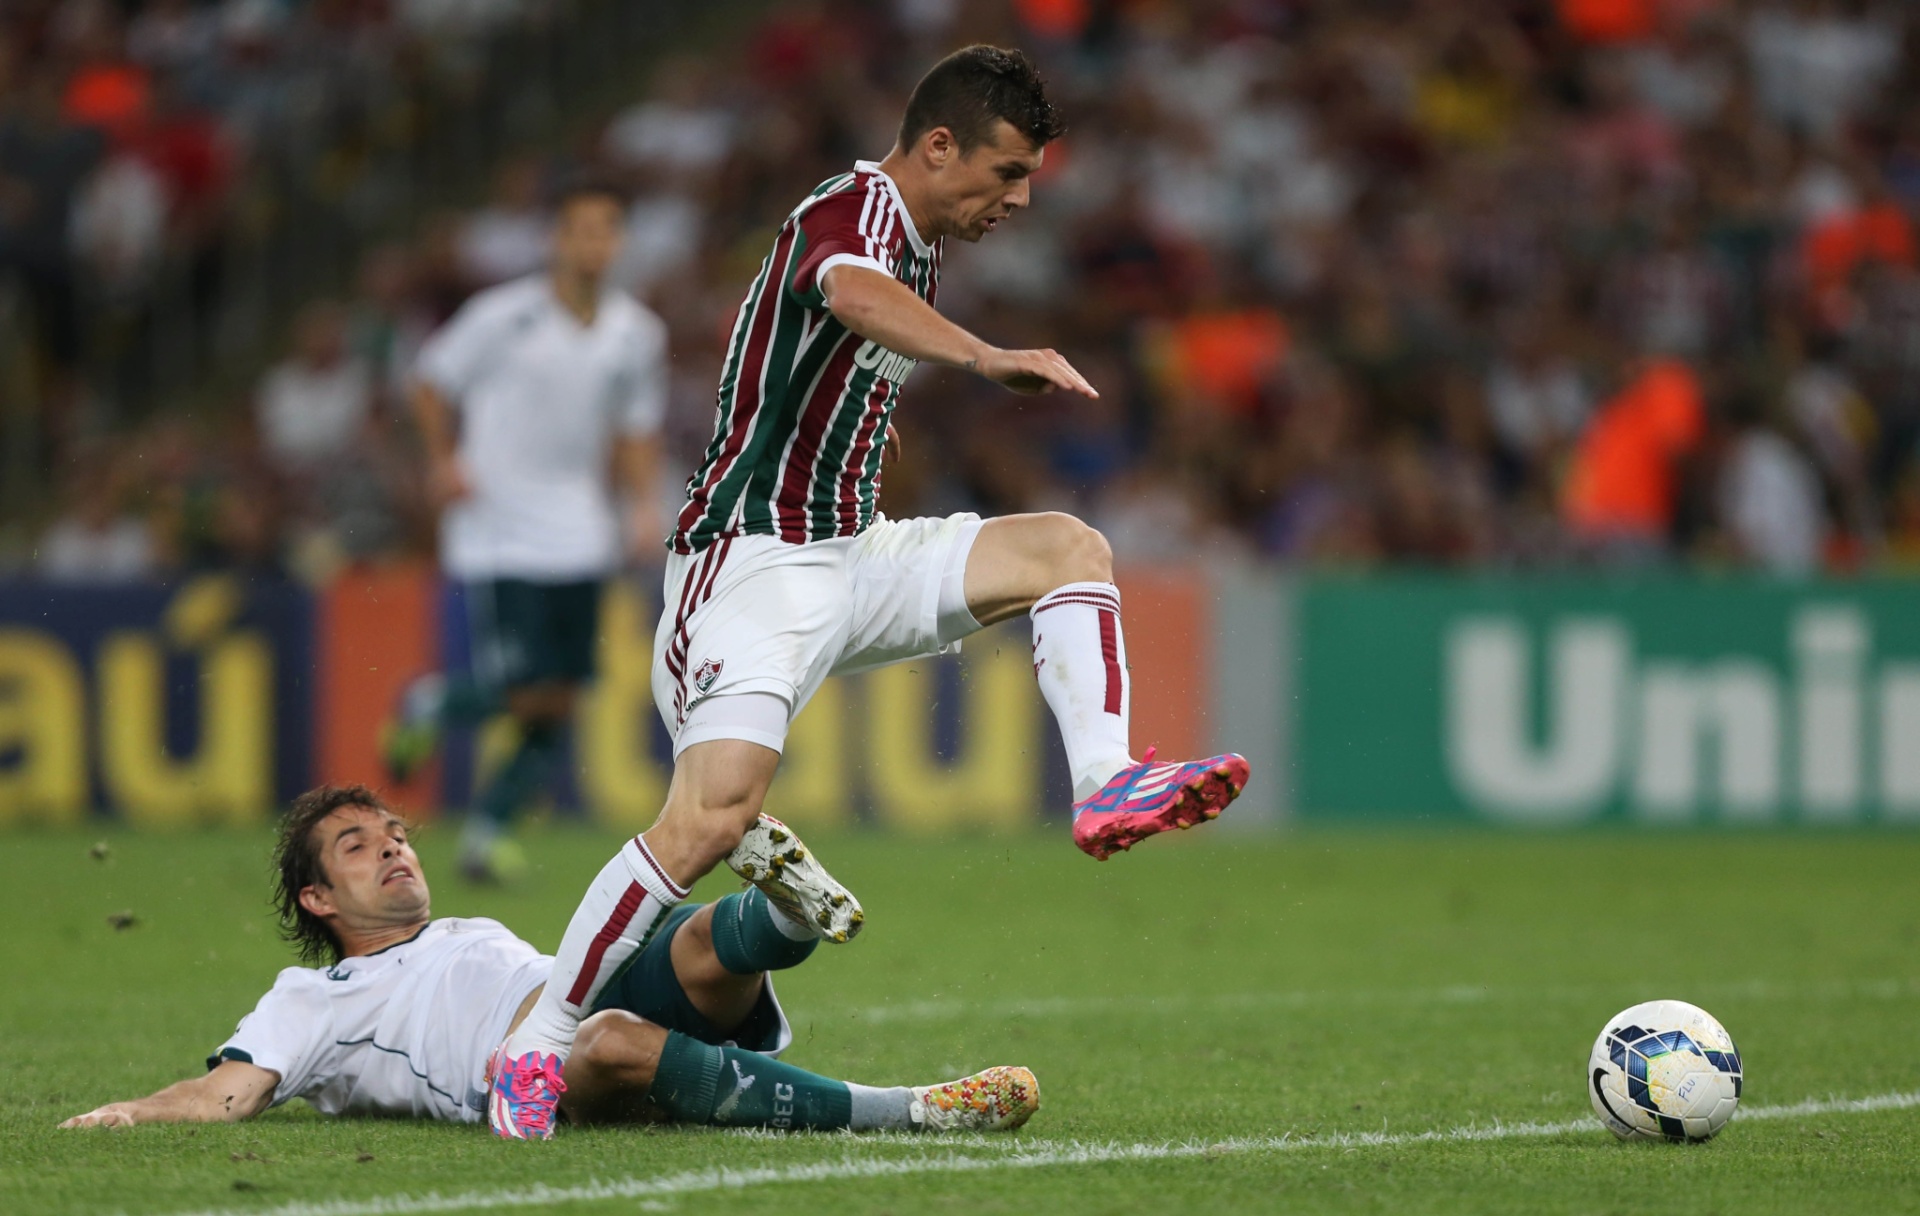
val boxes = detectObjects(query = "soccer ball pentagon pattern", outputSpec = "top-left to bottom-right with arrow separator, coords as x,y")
1588,999 -> 1743,1142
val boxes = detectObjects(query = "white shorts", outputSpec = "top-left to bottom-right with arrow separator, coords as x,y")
652,512 -> 985,754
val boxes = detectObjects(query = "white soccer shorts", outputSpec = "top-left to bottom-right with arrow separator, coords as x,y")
651,512 -> 984,754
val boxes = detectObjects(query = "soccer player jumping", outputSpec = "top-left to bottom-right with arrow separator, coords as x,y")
490,45 -> 1250,1138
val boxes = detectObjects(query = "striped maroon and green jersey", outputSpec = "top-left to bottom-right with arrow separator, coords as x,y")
670,161 -> 943,554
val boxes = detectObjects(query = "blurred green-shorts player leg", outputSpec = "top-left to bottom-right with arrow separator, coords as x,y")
385,578 -> 603,881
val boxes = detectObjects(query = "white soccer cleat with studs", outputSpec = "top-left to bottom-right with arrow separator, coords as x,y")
910,1066 -> 1041,1133
725,814 -> 864,943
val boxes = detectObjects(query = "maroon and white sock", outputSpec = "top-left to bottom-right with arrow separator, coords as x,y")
1030,581 -> 1135,802
503,835 -> 687,1060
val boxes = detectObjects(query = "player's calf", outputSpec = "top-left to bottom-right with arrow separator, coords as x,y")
643,739 -> 781,881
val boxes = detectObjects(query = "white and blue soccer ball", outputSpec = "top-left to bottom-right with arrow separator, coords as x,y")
1588,999 -> 1742,1142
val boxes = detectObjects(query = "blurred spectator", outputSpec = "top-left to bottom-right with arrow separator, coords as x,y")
603,57 -> 738,178
456,158 -> 550,288
36,456 -> 156,582
1563,358 -> 1708,555
1719,398 -> 1827,572
0,69 -> 103,372
256,302 -> 374,474
69,149 -> 167,296
1486,315 -> 1591,486
1746,0 -> 1899,139
13,0 -> 1920,578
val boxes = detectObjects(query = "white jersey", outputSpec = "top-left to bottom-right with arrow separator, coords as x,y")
415,274 -> 668,581
211,918 -> 550,1123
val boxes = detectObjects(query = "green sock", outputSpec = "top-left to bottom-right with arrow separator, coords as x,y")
649,1031 -> 860,1130
476,721 -> 561,827
710,891 -> 818,975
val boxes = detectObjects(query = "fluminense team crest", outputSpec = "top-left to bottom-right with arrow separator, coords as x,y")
693,657 -> 724,694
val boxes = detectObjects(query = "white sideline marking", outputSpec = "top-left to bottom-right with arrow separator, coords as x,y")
842,976 -> 1920,1025
171,1090 -> 1920,1216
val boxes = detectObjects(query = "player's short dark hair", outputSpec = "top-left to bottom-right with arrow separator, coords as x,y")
554,173 -> 627,214
898,45 -> 1066,154
273,784 -> 403,966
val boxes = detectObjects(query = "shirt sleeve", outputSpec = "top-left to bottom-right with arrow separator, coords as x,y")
207,969 -> 337,1107
615,310 -> 669,437
414,289 -> 515,401
788,181 -> 897,310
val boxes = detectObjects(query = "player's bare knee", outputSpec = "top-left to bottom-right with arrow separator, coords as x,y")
1037,513 -> 1112,587
571,1011 -> 666,1088
674,903 -> 716,958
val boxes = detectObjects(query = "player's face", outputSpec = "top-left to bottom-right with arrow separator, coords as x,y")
552,195 -> 625,282
301,806 -> 430,931
932,120 -> 1043,243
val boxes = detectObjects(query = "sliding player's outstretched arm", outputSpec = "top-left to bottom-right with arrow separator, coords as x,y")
821,264 -> 1097,398
59,1060 -> 279,1128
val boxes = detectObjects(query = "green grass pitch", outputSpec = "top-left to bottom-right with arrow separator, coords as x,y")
3,822 -> 1917,1215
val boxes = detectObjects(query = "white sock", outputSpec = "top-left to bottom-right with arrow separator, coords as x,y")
504,834 -> 687,1060
848,1083 -> 915,1131
1030,581 -> 1134,802
763,898 -> 817,942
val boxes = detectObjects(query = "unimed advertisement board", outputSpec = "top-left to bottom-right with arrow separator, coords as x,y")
1296,576 -> 1920,825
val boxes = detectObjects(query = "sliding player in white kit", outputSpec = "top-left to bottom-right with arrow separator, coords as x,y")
59,786 -> 1037,1136
381,178 -> 665,882
486,46 -> 1251,1139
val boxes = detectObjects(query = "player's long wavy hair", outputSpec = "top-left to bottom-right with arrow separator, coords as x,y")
273,784 -> 402,965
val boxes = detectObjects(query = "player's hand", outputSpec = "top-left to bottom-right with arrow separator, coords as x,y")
971,347 -> 1098,398
885,424 -> 902,464
428,456 -> 473,510
60,1104 -> 137,1128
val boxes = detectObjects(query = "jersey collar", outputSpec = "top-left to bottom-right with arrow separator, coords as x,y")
348,920 -> 432,961
854,160 -> 934,259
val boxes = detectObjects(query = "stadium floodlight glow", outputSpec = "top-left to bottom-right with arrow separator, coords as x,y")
1588,999 -> 1743,1142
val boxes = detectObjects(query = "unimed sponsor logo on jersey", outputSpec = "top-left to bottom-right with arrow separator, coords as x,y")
852,338 -> 917,384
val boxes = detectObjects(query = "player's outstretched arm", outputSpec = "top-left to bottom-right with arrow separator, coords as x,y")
822,265 -> 1097,398
58,1060 -> 279,1128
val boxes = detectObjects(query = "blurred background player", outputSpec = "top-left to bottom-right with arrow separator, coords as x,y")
380,179 -> 667,882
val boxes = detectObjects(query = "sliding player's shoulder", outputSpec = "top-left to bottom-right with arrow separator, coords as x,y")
243,965 -> 337,1025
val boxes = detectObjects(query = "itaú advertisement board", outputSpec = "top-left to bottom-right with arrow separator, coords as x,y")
0,577 -> 313,825
1293,576 -> 1920,826
0,567 -> 1225,830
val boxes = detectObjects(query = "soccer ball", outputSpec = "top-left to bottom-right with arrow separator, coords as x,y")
1588,999 -> 1742,1142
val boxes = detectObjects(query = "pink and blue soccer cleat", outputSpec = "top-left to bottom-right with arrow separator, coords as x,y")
487,1045 -> 567,1139
1071,748 -> 1251,861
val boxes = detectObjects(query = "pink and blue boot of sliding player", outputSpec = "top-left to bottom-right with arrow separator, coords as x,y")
487,1044 -> 567,1140
1071,748 -> 1252,861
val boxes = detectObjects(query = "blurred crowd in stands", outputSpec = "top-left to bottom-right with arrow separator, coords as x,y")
12,0 -> 1920,581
